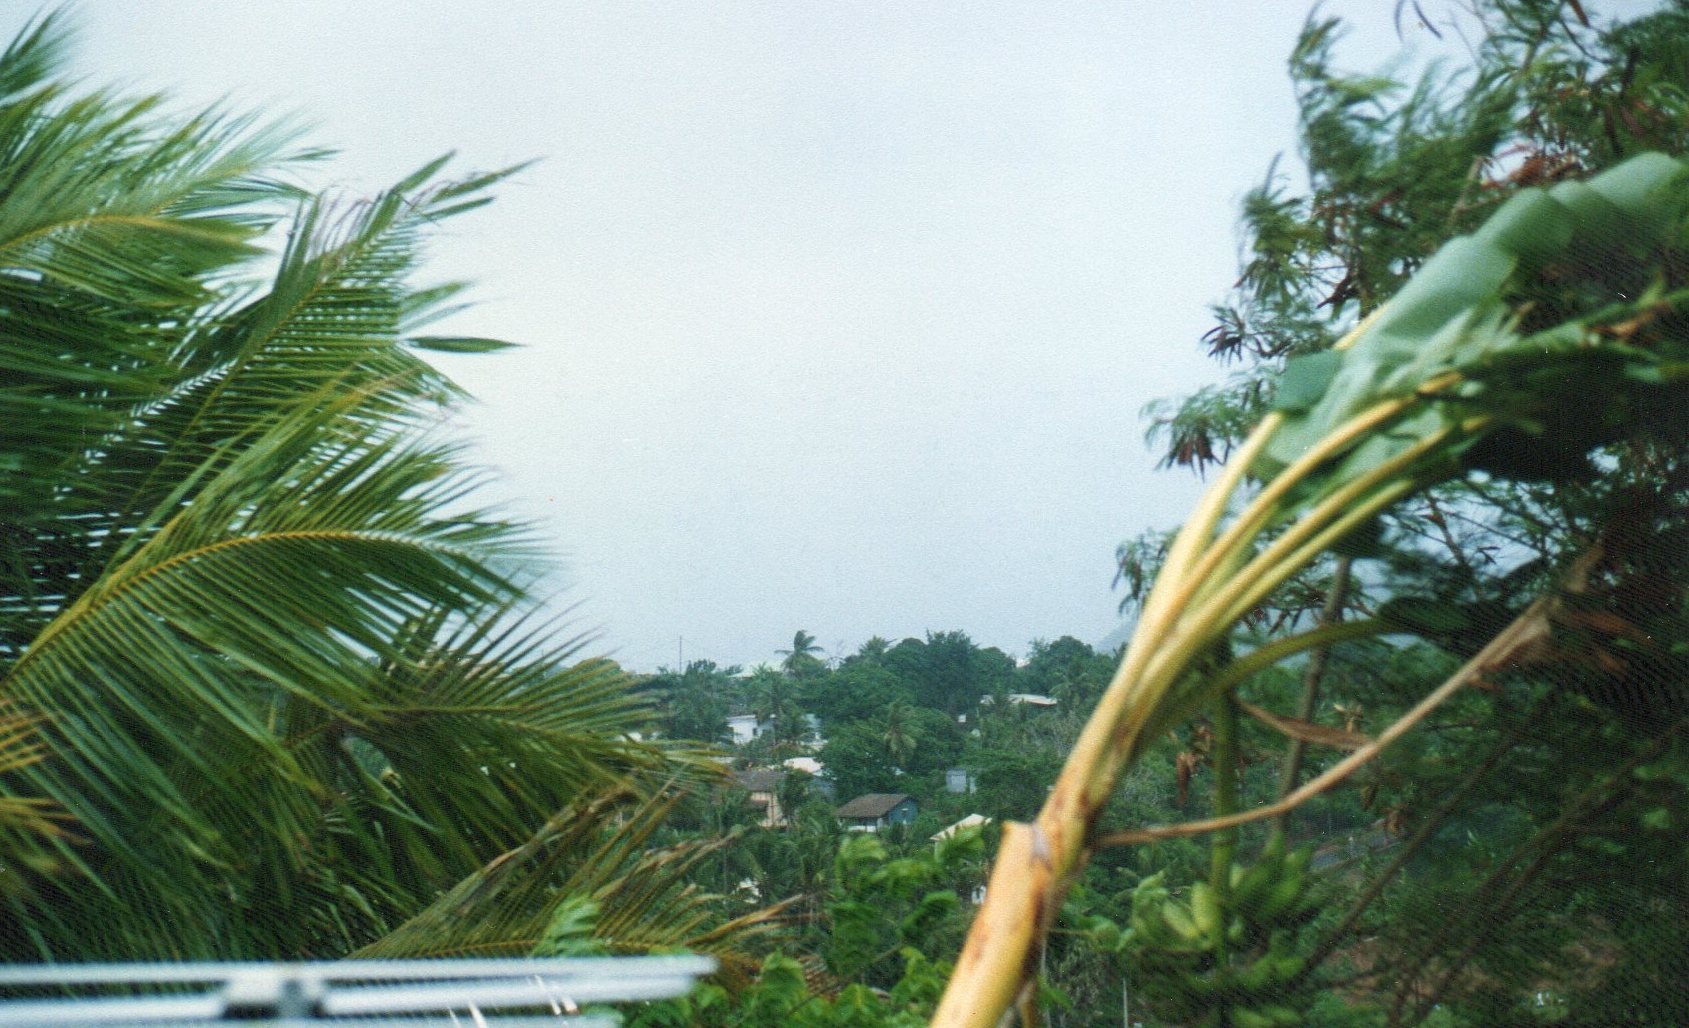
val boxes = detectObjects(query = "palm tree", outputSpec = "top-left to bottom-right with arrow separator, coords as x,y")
747,666 -> 806,751
877,700 -> 919,769
0,14 -> 725,962
776,629 -> 824,677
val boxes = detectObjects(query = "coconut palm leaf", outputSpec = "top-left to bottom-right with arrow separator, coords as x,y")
0,701 -> 68,841
0,15 -> 706,965
22,166 -> 517,631
0,17 -> 318,657
355,787 -> 786,985
1,423 -> 518,942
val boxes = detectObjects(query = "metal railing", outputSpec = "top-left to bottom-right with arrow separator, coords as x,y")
0,956 -> 716,1026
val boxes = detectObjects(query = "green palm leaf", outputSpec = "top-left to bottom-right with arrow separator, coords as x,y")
355,788 -> 787,985
0,14 -> 708,966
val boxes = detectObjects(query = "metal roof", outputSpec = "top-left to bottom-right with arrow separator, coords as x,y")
834,793 -> 913,819
733,768 -> 784,793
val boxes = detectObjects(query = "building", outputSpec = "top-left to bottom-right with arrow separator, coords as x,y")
835,793 -> 918,832
945,768 -> 977,794
726,714 -> 770,746
782,756 -> 836,802
1007,693 -> 1057,708
977,693 -> 1058,709
931,813 -> 991,842
782,756 -> 822,775
733,768 -> 787,828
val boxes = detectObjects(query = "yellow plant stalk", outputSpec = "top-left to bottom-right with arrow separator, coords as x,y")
931,312 -> 1430,1028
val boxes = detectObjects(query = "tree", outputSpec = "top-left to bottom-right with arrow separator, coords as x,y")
650,659 -> 738,744
818,722 -> 902,801
937,4 -> 1689,1024
627,824 -> 989,1027
803,660 -> 913,725
0,14 -> 739,963
843,635 -> 891,666
884,631 -> 1011,717
746,665 -> 809,752
777,629 -> 825,678
877,700 -> 920,768
1018,635 -> 1114,709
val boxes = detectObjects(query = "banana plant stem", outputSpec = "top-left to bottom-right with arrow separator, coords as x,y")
1211,476 -> 1423,633
932,314 -> 1472,1028
1118,477 -> 1422,779
1276,556 -> 1352,836
1132,415 -> 1284,666
1145,618 -> 1390,743
1175,392 -> 1420,614
1208,691 -> 1240,1023
1094,582 -> 1563,849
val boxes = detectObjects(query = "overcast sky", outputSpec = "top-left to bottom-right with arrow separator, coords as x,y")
14,3 -> 1452,671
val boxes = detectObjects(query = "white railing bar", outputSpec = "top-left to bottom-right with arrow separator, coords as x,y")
320,975 -> 698,1015
0,956 -> 715,987
0,993 -> 224,1026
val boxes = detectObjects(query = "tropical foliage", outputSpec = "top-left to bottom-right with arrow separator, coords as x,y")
9,4 -> 1689,1026
938,2 -> 1689,1024
0,12 -> 741,963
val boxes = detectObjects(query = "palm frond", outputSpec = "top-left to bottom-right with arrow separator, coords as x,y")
0,13 -> 734,972
0,700 -> 69,840
355,788 -> 787,983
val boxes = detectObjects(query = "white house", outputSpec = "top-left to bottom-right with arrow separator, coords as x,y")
945,768 -> 977,794
726,714 -> 770,746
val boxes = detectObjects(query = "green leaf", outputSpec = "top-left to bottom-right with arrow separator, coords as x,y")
1366,236 -> 1516,343
1582,150 -> 1689,244
1474,188 -> 1575,269
1377,597 -> 1471,636
1272,351 -> 1343,413
533,895 -> 606,957
409,334 -> 517,353
898,890 -> 961,945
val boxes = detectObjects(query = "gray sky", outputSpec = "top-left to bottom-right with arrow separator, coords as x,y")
18,3 -> 1445,671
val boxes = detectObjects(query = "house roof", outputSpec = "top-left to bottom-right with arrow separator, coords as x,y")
978,693 -> 1058,707
835,793 -> 913,819
931,813 -> 992,842
734,769 -> 784,793
1008,693 -> 1057,706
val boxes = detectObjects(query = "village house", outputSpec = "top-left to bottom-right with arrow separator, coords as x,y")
835,792 -> 918,832
733,768 -> 787,828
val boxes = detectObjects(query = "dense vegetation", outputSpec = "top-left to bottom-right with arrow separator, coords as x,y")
935,1 -> 1689,1024
628,629 -> 1223,1025
0,11 -> 771,971
3,2 -> 1689,1026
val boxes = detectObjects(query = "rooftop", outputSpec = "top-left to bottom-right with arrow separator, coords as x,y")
734,768 -> 783,793
835,793 -> 913,819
